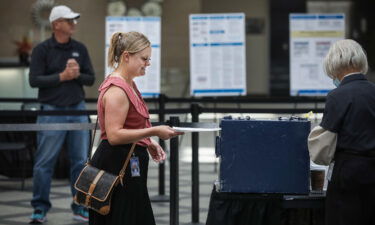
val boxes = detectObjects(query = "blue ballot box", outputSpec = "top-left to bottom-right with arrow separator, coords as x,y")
216,117 -> 310,194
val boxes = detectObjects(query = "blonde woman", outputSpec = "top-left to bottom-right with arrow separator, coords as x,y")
89,31 -> 183,225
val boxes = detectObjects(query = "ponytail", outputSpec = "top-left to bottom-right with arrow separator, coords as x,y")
108,32 -> 124,68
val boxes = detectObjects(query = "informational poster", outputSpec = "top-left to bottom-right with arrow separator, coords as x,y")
290,14 -> 345,96
105,17 -> 161,97
189,13 -> 246,96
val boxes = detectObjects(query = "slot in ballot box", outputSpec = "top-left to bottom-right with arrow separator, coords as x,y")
216,117 -> 310,194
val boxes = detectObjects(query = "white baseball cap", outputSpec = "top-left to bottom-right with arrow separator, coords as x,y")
49,5 -> 80,23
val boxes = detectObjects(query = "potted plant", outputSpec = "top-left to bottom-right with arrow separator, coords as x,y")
14,36 -> 33,65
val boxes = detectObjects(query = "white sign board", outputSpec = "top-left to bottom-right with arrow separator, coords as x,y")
289,14 -> 345,96
189,13 -> 246,96
105,17 -> 161,97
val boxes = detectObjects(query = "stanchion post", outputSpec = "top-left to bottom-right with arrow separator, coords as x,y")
150,94 -> 169,202
191,103 -> 200,223
158,94 -> 166,196
169,116 -> 180,225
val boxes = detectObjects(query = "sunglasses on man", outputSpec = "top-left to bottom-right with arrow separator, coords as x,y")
57,18 -> 78,25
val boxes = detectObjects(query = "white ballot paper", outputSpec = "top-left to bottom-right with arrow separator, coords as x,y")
172,127 -> 221,132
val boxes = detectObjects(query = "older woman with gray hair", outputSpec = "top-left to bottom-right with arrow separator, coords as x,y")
308,39 -> 375,225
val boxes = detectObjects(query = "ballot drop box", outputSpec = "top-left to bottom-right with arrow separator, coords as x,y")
216,117 -> 310,194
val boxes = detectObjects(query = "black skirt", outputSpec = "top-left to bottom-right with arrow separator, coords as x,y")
88,140 -> 155,225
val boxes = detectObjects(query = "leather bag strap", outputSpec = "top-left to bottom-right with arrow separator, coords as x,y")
87,118 -> 136,186
119,143 -> 136,186
85,170 -> 105,206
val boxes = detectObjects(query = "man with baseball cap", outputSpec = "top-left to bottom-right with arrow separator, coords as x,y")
28,5 -> 95,224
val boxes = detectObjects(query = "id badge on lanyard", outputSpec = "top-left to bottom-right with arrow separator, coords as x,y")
130,154 -> 141,177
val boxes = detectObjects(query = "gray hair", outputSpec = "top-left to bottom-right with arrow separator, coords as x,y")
323,39 -> 368,79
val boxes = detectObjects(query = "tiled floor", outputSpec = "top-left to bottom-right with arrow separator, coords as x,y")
0,132 -> 218,225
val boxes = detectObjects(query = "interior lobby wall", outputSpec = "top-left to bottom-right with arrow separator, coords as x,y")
0,0 -> 268,98
159,0 -> 201,97
202,0 -> 270,95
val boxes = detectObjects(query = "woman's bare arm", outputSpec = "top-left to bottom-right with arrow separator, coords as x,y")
103,86 -> 178,145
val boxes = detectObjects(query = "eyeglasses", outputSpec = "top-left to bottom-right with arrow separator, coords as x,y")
58,19 -> 78,25
141,57 -> 151,63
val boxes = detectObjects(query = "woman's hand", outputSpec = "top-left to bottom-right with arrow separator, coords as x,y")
148,138 -> 166,163
155,125 -> 184,140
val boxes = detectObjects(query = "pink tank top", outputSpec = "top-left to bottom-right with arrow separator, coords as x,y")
97,76 -> 151,146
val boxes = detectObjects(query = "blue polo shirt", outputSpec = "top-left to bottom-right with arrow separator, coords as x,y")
320,73 -> 375,152
29,34 -> 95,106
